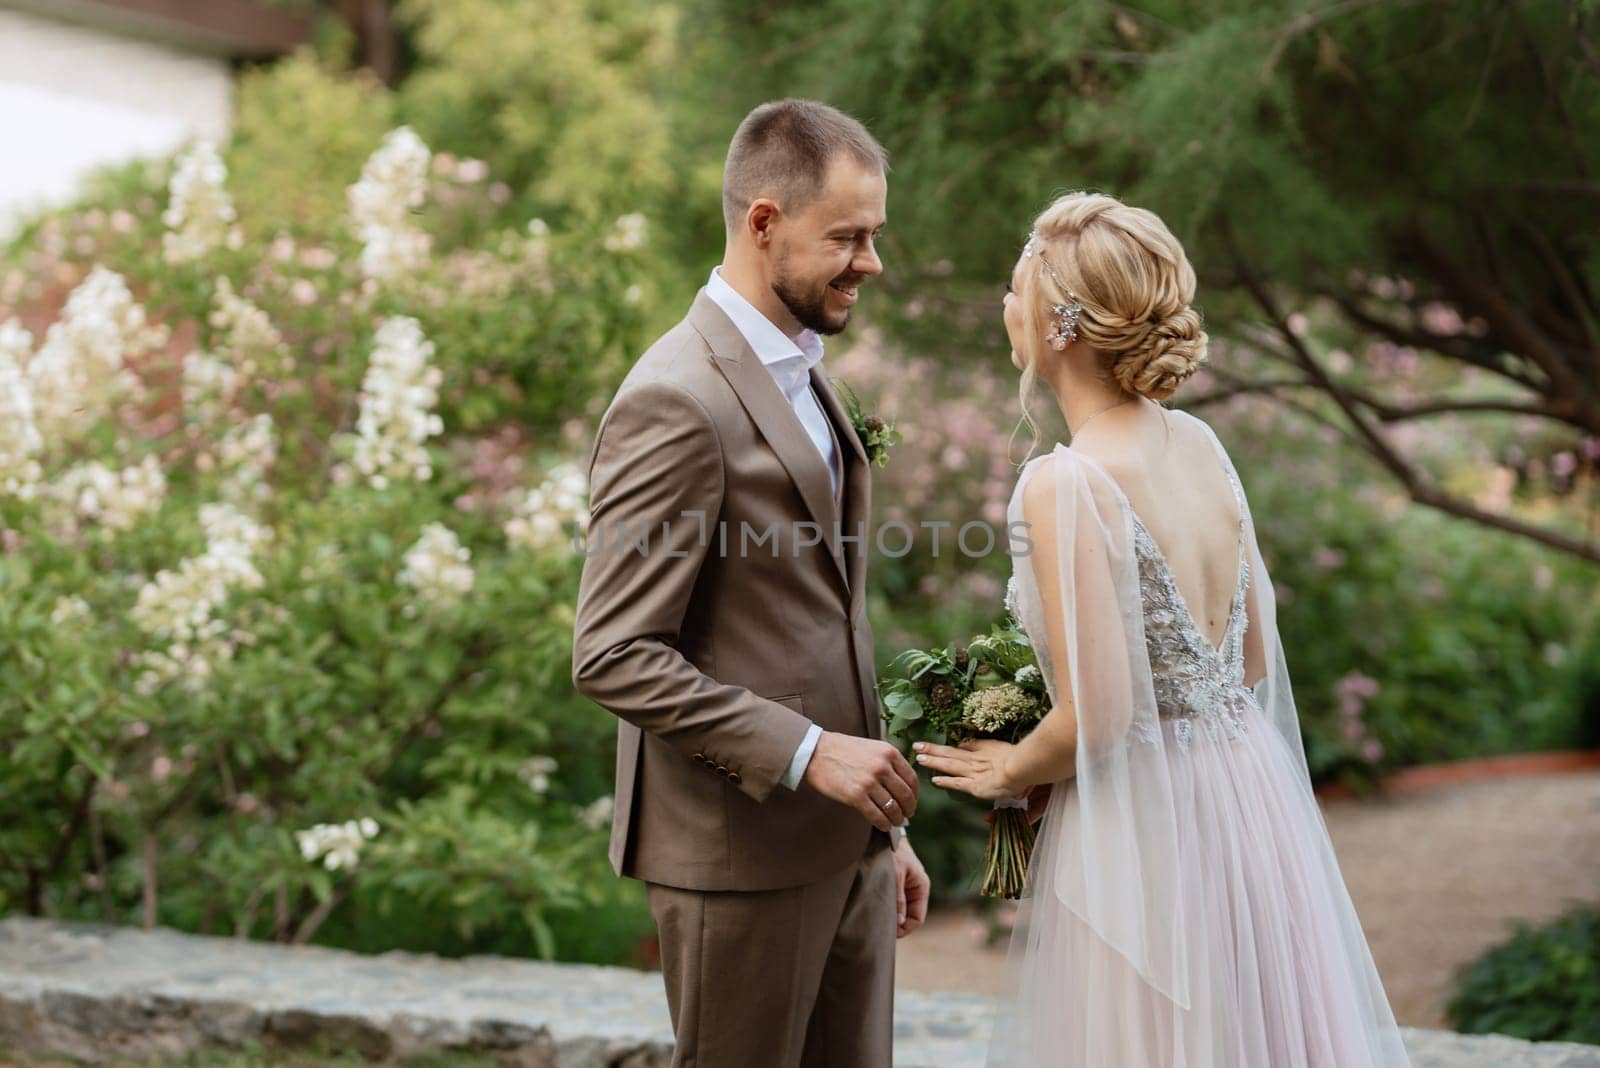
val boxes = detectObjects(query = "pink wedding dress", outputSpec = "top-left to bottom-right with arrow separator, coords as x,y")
986,409 -> 1411,1067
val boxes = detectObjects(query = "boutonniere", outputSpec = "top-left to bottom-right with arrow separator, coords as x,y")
835,379 -> 901,469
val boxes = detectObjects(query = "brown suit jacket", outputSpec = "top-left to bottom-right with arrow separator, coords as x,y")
571,291 -> 886,892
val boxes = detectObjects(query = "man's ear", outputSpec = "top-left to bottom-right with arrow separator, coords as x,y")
747,199 -> 780,249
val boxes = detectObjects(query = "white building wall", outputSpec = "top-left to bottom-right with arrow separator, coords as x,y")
0,8 -> 235,237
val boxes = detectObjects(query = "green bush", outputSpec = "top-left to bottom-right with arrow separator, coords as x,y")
0,47 -> 667,963
1447,903 -> 1600,1045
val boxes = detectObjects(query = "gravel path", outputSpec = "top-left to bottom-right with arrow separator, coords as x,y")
895,771 -> 1600,1029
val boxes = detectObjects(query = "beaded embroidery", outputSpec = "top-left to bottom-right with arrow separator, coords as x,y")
1005,442 -> 1258,753
1127,459 -> 1255,751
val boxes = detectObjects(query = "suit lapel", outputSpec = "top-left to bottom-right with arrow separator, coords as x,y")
693,293 -> 851,597
810,363 -> 870,615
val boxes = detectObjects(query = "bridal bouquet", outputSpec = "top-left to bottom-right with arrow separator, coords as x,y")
881,618 -> 1048,898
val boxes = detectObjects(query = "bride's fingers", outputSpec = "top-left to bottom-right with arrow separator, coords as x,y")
913,751 -> 969,775
930,775 -> 975,794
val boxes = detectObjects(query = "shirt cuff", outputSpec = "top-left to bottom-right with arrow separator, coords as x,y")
780,722 -> 824,790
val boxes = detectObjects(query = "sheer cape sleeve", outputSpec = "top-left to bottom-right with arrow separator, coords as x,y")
1007,444 -> 1192,1012
1203,415 -> 1314,793
989,426 -> 1378,1067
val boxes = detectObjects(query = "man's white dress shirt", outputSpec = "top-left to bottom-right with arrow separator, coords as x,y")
704,267 -> 834,790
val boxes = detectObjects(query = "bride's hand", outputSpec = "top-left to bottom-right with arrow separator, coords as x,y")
912,739 -> 1024,801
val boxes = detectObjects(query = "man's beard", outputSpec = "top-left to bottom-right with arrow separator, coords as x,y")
773,268 -> 858,336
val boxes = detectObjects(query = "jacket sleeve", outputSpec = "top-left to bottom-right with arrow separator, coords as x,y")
571,380 -> 814,802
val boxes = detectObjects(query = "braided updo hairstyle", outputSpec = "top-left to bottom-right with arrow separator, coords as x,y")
1014,192 -> 1207,451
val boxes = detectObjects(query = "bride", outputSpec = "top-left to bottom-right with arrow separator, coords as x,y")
913,192 -> 1413,1066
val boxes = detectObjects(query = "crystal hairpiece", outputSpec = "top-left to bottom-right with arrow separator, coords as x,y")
1023,230 -> 1084,350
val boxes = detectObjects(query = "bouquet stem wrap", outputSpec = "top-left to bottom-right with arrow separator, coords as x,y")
983,795 -> 1037,899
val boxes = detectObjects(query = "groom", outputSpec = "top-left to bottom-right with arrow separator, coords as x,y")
572,99 -> 929,1066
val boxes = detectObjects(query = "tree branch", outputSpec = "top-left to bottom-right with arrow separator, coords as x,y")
1231,242 -> 1600,564
1325,290 -> 1545,390
1408,229 -> 1597,420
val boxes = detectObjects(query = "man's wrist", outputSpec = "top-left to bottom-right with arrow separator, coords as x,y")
781,722 -> 824,790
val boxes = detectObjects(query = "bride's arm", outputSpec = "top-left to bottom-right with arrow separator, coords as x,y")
997,457 -> 1080,790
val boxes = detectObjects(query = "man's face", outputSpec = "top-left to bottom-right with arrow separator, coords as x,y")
768,157 -> 887,335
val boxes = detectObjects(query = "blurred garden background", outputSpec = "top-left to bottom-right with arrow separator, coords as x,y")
0,0 -> 1596,1051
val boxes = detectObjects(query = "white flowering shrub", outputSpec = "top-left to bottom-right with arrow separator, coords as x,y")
398,521 -> 475,611
347,127 -> 433,280
340,316 -> 445,488
162,141 -> 243,264
0,85 -> 661,961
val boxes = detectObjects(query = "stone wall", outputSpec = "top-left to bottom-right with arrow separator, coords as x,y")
1,918 -> 1596,1067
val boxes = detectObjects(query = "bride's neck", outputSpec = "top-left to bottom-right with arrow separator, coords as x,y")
1043,361 -> 1141,440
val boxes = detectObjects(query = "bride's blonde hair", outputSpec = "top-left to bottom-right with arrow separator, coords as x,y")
1014,192 -> 1208,457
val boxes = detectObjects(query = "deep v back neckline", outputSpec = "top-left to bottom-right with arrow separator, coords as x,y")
1061,443 -> 1247,659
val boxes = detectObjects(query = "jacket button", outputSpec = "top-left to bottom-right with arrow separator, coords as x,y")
692,753 -> 707,764
727,772 -> 742,786
715,764 -> 729,776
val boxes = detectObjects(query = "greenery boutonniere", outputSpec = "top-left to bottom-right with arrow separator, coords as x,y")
835,380 -> 901,469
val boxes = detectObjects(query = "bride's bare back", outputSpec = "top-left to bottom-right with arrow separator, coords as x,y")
1075,408 -> 1245,653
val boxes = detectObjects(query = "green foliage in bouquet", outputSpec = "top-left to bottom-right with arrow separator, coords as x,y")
882,617 -> 1049,898
882,617 -> 1047,746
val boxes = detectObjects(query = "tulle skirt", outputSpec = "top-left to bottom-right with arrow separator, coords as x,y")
984,700 -> 1413,1067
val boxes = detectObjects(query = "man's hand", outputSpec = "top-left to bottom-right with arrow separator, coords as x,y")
803,731 -> 918,831
893,839 -> 929,938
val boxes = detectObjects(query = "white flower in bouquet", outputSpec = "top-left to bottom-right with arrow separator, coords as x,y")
47,456 -> 167,534
348,126 -> 433,279
603,212 -> 648,253
181,351 -> 240,424
518,755 -> 559,794
347,316 -> 444,488
0,320 -> 42,498
161,141 -> 243,264
209,278 -> 288,377
960,682 -> 1036,733
399,522 -> 474,610
27,268 -> 167,441
505,462 -> 589,551
296,817 -> 380,872
1014,664 -> 1042,686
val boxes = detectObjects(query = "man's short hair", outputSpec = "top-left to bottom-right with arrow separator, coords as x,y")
722,99 -> 889,235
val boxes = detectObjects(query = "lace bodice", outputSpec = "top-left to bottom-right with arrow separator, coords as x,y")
1004,438 -> 1257,753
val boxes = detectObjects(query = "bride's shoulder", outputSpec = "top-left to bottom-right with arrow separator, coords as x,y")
1169,406 -> 1228,454
1016,445 -> 1129,523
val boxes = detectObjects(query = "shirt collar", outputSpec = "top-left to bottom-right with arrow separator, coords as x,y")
706,267 -> 825,374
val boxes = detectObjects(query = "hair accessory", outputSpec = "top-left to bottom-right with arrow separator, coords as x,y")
1023,230 -> 1084,349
